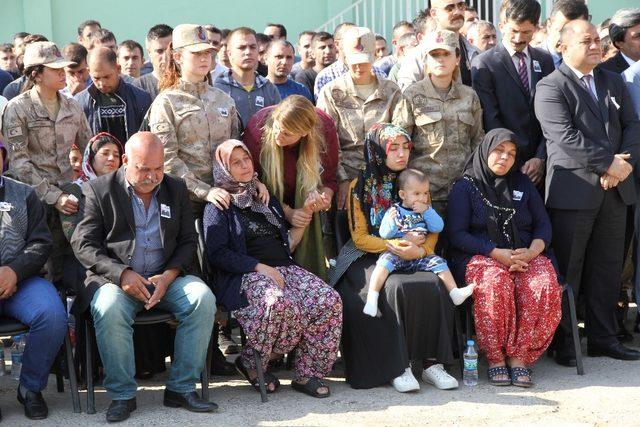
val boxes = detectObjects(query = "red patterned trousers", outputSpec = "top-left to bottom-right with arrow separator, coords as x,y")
465,255 -> 562,365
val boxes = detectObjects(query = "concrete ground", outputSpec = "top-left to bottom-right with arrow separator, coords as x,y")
1,332 -> 640,426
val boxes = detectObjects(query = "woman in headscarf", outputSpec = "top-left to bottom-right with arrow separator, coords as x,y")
61,132 -> 124,240
447,128 -> 562,387
203,140 -> 342,398
243,95 -> 339,280
331,123 -> 457,393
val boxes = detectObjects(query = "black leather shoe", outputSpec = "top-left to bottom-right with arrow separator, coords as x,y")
106,398 -> 137,423
17,389 -> 48,420
553,346 -> 577,367
588,342 -> 640,360
163,390 -> 218,412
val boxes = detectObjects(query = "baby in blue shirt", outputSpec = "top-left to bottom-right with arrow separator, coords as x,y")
363,169 -> 474,317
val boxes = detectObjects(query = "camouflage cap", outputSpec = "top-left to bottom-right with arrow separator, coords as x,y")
173,24 -> 214,52
343,27 -> 376,65
23,42 -> 74,69
423,30 -> 460,55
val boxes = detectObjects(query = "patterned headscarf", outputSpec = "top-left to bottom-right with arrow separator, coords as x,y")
212,139 -> 280,227
352,123 -> 412,235
74,132 -> 124,185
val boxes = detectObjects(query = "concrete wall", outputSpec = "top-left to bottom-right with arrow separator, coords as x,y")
0,0 -> 635,50
0,0 -> 352,48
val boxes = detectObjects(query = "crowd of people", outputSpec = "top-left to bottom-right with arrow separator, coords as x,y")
0,0 -> 638,422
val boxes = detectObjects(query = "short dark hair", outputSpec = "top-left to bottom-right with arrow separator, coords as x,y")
221,28 -> 231,40
0,43 -> 13,54
413,9 -> 432,34
375,35 -> 387,43
266,23 -> 287,39
298,31 -> 316,42
256,33 -> 272,46
467,6 -> 477,13
312,31 -> 334,46
398,168 -> 429,190
13,32 -> 29,41
88,47 -> 117,66
90,28 -> 116,45
62,43 -> 88,66
118,40 -> 144,59
204,25 -> 222,36
228,27 -> 257,44
501,0 -> 542,25
147,24 -> 173,41
550,0 -> 589,21
77,19 -> 101,36
600,35 -> 615,56
266,39 -> 295,56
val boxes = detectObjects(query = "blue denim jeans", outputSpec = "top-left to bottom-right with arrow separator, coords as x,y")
0,276 -> 67,392
90,275 -> 216,400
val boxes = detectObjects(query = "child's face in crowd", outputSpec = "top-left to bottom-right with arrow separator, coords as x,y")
69,149 -> 82,178
399,177 -> 431,210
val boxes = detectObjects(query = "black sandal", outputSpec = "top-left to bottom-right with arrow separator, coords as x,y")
291,377 -> 331,398
487,366 -> 511,386
510,367 -> 533,388
234,356 -> 280,393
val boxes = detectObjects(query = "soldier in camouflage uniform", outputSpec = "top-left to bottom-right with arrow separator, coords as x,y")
0,41 -> 92,283
317,27 -> 405,209
147,24 -> 241,217
395,30 -> 483,216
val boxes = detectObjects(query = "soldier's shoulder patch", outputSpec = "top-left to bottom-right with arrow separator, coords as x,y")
151,122 -> 171,133
6,126 -> 23,138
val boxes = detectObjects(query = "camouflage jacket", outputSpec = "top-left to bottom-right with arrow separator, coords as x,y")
395,77 -> 484,202
317,74 -> 404,182
0,87 -> 92,205
148,80 -> 240,201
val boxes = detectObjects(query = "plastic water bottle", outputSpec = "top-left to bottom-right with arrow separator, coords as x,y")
11,334 -> 26,381
463,339 -> 478,386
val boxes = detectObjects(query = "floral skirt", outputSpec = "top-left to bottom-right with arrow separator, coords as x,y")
234,265 -> 342,380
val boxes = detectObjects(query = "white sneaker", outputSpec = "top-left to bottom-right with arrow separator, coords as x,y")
392,367 -> 420,393
422,364 -> 459,390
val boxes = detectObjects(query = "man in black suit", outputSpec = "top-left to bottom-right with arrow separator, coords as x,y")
535,20 -> 640,365
71,132 -> 218,422
600,8 -> 640,74
540,0 -> 590,70
472,0 -> 553,186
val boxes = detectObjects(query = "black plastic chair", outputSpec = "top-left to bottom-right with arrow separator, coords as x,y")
83,308 -> 213,414
195,218 -> 268,403
0,315 -> 81,413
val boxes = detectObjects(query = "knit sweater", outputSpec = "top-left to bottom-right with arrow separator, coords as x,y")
0,177 -> 52,282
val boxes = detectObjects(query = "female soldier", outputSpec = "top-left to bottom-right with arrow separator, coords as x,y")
1,41 -> 92,284
395,30 -> 484,216
317,27 -> 404,210
147,24 -> 242,217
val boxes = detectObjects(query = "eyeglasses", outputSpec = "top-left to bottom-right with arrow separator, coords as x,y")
441,1 -> 467,13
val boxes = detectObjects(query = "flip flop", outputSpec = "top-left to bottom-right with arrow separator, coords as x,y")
487,366 -> 511,386
291,377 -> 331,398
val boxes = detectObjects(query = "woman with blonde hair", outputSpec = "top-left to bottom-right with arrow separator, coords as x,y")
244,95 -> 338,280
